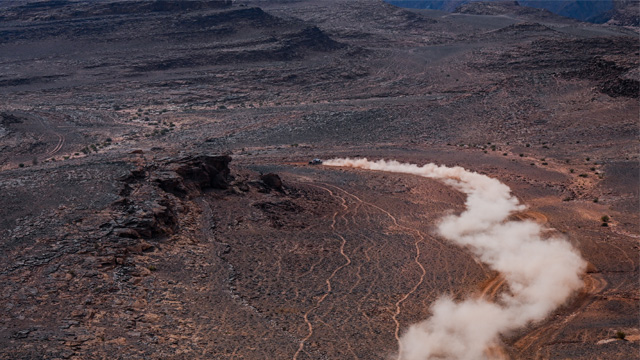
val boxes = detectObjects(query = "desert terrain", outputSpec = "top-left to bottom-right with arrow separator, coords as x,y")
0,0 -> 637,359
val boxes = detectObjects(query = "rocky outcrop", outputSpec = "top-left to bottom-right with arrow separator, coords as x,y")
172,155 -> 231,191
600,77 -> 639,98
260,173 -> 283,191
110,155 -> 231,240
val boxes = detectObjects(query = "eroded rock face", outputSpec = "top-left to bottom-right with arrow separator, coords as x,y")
260,172 -> 283,191
112,154 -> 232,240
173,155 -> 231,190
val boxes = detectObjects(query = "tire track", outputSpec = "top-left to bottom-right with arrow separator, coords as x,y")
35,113 -> 65,158
293,184 -> 353,360
318,184 -> 428,359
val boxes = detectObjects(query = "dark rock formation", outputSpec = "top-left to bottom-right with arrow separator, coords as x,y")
112,154 -> 232,239
173,155 -> 231,190
260,173 -> 283,191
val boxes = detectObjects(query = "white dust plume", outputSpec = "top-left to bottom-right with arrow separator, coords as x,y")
323,158 -> 586,360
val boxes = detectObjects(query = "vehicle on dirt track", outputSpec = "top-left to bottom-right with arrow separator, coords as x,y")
309,158 -> 323,165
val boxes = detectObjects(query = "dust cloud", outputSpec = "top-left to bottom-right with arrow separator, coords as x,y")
323,158 -> 586,360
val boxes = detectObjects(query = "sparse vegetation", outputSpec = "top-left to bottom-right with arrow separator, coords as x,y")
615,331 -> 626,340
578,173 -> 588,178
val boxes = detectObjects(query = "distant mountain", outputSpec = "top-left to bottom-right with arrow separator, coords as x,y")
384,0 -> 633,24
518,0 -> 612,22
